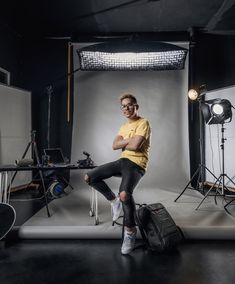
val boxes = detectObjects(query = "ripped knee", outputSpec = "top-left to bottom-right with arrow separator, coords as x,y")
84,174 -> 90,184
119,191 -> 130,202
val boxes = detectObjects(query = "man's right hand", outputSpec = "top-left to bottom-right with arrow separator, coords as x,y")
112,135 -> 131,150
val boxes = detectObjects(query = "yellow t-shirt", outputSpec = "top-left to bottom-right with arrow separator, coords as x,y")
118,117 -> 151,170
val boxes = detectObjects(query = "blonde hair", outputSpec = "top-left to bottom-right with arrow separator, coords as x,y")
119,93 -> 138,104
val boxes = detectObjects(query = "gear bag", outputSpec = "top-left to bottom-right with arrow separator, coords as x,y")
136,203 -> 184,252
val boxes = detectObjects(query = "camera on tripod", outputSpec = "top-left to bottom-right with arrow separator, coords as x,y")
77,151 -> 94,168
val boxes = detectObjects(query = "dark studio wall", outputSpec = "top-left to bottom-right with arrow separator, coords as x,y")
0,28 -> 23,87
18,39 -> 73,161
0,29 -> 73,161
195,34 -> 235,90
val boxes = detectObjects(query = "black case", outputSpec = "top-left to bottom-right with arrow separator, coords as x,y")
136,203 -> 184,252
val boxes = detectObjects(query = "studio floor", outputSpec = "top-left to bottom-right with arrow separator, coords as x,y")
1,185 -> 235,284
1,239 -> 235,284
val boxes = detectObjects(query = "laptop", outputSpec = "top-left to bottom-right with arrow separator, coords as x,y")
43,148 -> 72,167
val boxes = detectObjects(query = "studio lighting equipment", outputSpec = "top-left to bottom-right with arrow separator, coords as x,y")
175,84 -> 219,205
48,180 -> 67,199
201,99 -> 233,125
196,97 -> 235,210
180,85 -> 235,209
188,85 -> 207,101
77,41 -> 188,71
187,85 -> 233,124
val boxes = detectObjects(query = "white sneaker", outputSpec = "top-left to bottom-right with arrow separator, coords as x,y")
111,197 -> 122,221
121,229 -> 137,255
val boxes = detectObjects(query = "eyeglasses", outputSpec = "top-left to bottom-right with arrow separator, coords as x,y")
120,104 -> 136,110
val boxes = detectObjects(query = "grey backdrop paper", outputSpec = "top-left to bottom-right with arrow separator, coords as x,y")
70,42 -> 190,192
205,86 -> 235,186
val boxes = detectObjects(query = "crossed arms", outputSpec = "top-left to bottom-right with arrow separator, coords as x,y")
112,135 -> 145,151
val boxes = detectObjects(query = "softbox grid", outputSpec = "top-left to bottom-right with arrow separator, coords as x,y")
77,41 -> 188,71
79,50 -> 187,71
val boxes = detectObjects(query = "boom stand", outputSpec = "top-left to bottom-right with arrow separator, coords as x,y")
9,130 -> 50,217
175,99 -> 218,203
196,124 -> 235,210
46,85 -> 53,149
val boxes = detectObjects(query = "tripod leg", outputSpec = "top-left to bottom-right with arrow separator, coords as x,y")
32,140 -> 51,217
196,175 -> 222,210
60,176 -> 74,190
38,170 -> 50,217
194,168 -> 202,192
205,166 -> 220,180
224,197 -> 235,210
223,175 -> 235,210
214,178 -> 222,205
214,175 -> 234,200
224,175 -> 235,188
21,141 -> 32,159
174,166 -> 201,202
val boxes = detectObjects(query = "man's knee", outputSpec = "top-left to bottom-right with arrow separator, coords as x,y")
119,191 -> 130,202
84,174 -> 90,184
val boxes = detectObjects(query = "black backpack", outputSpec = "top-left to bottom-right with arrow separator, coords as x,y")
135,203 -> 184,252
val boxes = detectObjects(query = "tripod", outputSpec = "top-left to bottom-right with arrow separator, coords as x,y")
174,164 -> 218,203
10,130 -> 50,217
175,99 -> 218,203
196,124 -> 235,210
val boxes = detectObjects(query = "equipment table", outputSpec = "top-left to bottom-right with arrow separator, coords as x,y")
0,164 -> 99,225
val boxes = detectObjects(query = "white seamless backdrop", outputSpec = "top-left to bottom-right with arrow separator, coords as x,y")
70,42 -> 190,193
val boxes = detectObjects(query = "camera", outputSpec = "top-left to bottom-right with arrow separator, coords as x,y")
77,151 -> 94,168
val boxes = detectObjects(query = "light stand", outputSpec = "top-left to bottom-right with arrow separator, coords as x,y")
175,98 -> 218,202
46,85 -> 53,149
196,124 -> 235,210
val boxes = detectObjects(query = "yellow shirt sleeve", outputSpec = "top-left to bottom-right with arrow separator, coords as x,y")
135,119 -> 151,139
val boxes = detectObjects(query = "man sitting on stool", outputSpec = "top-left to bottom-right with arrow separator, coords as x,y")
84,93 -> 151,254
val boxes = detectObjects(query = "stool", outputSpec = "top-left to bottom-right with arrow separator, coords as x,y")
89,187 -> 99,225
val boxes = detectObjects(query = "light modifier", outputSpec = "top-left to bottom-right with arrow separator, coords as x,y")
201,99 -> 233,125
211,103 -> 223,115
77,41 -> 188,71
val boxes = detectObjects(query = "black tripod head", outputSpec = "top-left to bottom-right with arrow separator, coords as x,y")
30,130 -> 36,143
77,151 -> 94,168
83,151 -> 90,158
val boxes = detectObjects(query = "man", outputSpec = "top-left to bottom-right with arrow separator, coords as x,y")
84,93 -> 151,254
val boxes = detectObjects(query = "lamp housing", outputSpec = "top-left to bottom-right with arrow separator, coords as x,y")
188,85 -> 207,101
201,99 -> 233,124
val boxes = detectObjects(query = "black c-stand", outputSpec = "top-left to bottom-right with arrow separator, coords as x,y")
174,99 -> 218,203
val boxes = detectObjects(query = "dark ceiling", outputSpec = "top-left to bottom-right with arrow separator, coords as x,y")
2,0 -> 235,39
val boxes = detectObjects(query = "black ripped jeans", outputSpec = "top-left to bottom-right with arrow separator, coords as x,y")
86,158 -> 145,228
